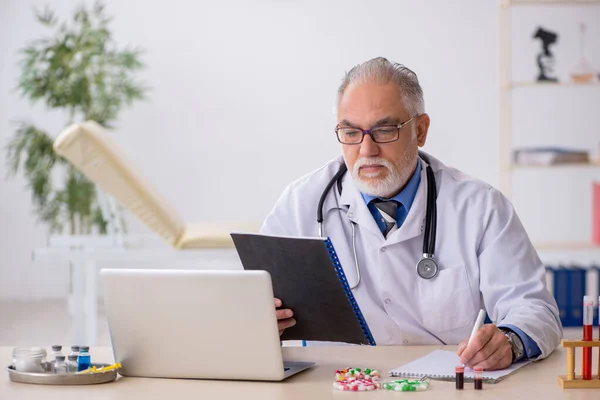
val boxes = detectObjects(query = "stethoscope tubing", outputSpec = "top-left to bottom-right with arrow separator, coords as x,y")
317,153 -> 439,286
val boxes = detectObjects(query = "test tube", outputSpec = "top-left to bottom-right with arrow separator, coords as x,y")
455,365 -> 464,390
583,295 -> 593,380
474,367 -> 483,390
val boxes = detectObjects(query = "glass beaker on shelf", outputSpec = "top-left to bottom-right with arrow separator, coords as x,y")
570,23 -> 594,84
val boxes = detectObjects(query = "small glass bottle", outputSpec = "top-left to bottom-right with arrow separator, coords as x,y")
78,346 -> 91,371
52,355 -> 67,374
50,345 -> 64,372
66,355 -> 79,374
455,365 -> 464,390
69,346 -> 80,358
69,346 -> 80,371
51,345 -> 63,357
474,366 -> 483,390
12,347 -> 47,372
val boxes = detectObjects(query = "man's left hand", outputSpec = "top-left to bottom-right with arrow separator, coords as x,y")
457,324 -> 513,370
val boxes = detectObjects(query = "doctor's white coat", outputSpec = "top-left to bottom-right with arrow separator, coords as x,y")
261,153 -> 562,359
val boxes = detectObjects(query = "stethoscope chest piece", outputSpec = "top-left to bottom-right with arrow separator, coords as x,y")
416,255 -> 439,279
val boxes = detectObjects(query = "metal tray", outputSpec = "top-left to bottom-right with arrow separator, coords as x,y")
7,363 -> 118,385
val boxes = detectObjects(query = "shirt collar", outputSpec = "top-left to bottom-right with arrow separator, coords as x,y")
360,159 -> 422,211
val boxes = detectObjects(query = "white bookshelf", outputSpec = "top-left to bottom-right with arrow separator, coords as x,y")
499,0 -> 600,252
512,161 -> 600,169
535,241 -> 600,250
510,0 -> 600,5
510,81 -> 600,88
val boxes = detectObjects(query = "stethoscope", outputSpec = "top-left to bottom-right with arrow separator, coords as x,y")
317,152 -> 439,290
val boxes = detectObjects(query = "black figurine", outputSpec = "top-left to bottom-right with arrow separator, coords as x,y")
533,27 -> 559,82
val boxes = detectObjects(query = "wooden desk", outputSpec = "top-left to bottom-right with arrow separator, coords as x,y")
2,346 -> 599,399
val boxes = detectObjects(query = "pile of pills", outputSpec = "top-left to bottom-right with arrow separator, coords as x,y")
333,367 -> 381,392
333,378 -> 379,392
381,379 -> 430,392
332,368 -> 431,393
335,367 -> 381,382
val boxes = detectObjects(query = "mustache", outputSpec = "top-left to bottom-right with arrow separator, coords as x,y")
353,157 -> 393,172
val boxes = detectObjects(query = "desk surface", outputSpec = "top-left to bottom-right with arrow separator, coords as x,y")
2,346 -> 598,399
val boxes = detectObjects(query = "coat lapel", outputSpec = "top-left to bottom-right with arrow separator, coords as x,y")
337,173 -> 383,238
385,157 -> 429,245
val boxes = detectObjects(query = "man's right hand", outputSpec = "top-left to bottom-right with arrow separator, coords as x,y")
274,298 -> 296,336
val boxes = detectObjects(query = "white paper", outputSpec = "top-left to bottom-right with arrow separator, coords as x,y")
389,349 -> 532,383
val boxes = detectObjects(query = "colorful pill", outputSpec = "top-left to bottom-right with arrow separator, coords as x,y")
381,379 -> 429,392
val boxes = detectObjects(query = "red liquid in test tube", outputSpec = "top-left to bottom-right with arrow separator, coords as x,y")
583,295 -> 593,380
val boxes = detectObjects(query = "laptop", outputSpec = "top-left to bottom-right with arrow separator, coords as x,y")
100,269 -> 314,381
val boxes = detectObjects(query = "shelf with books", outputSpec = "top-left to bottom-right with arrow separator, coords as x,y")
511,160 -> 600,169
534,241 -> 600,251
510,81 -> 600,88
511,148 -> 599,169
510,0 -> 600,5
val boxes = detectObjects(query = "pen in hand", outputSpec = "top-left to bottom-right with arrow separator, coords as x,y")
463,309 -> 487,367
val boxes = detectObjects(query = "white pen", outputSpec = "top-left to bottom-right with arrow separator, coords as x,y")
463,309 -> 487,366
467,309 -> 487,347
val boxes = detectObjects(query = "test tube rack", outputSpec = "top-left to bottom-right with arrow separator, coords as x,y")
558,339 -> 600,389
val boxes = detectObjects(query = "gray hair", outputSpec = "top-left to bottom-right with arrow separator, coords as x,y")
337,57 -> 425,116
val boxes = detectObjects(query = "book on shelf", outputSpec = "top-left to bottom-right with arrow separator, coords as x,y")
594,182 -> 600,245
513,147 -> 590,166
545,265 -> 592,328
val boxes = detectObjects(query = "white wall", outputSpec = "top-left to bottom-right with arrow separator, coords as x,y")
1,0 -> 598,300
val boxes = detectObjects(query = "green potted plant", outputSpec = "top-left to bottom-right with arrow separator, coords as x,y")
6,1 -> 148,236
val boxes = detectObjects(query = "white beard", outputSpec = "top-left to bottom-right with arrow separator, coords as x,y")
351,136 -> 418,198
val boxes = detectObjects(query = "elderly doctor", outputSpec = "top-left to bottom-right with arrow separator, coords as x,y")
261,57 -> 562,371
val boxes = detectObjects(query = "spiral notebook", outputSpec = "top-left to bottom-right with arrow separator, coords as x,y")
230,232 -> 376,345
389,350 -> 532,384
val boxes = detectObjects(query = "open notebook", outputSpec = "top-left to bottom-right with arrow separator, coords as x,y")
53,121 -> 259,248
389,350 -> 532,384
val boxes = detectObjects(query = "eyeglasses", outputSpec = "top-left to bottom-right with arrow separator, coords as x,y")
335,117 -> 416,145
